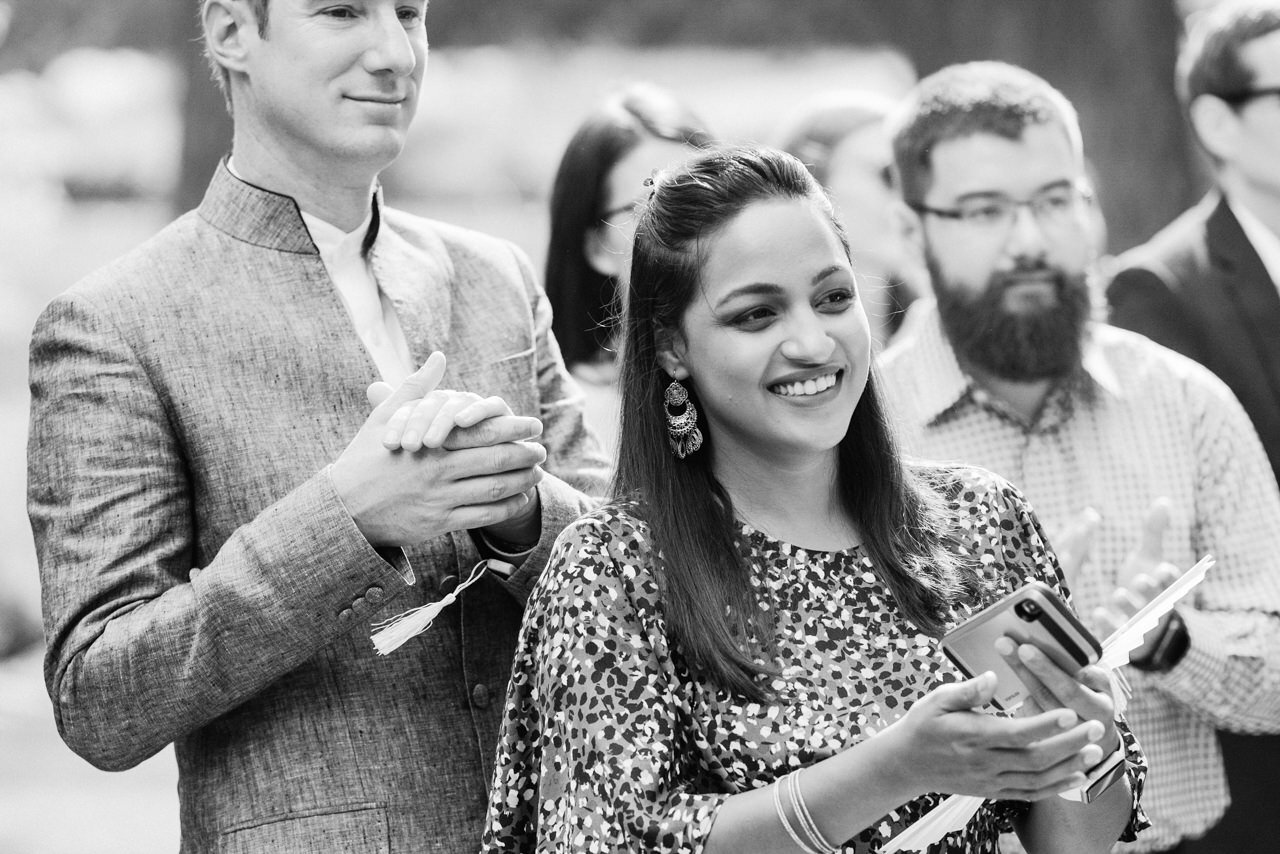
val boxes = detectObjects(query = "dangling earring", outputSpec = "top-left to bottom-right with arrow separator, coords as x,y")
663,379 -> 703,459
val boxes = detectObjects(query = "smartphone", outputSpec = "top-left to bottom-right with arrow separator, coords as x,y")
940,581 -> 1102,711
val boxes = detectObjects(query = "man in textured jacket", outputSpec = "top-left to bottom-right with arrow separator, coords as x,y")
1106,5 -> 1280,851
25,0 -> 609,850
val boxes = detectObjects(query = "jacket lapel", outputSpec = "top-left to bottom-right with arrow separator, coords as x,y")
369,210 -> 454,370
1207,199 -> 1280,380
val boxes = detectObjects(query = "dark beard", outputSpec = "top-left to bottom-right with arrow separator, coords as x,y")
928,255 -> 1091,382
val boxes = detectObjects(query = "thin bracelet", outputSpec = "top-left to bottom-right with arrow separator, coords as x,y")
773,774 -> 826,854
789,768 -> 839,853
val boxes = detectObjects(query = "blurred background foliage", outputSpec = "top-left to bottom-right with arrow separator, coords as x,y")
2,0 -> 1204,250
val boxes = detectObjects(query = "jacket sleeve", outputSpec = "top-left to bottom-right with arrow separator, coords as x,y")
498,242 -> 611,602
27,292 -> 415,771
1105,263 -> 1207,363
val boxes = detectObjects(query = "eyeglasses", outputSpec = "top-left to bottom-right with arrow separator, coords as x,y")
600,198 -> 645,223
909,183 -> 1092,232
1217,87 -> 1280,107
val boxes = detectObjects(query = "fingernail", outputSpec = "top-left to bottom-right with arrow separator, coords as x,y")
402,431 -> 419,446
1081,744 -> 1103,766
1086,721 -> 1105,742
994,636 -> 1015,655
1017,644 -> 1038,663
1057,711 -> 1079,728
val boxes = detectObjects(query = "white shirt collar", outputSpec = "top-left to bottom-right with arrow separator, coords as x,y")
1227,196 -> 1280,290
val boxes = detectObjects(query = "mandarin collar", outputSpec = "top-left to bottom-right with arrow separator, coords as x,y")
198,159 -> 382,256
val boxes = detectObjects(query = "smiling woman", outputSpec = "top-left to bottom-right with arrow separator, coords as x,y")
481,146 -> 1148,853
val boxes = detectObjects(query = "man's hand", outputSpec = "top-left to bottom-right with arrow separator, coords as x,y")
1055,507 -> 1101,583
1090,498 -> 1183,659
330,353 -> 546,547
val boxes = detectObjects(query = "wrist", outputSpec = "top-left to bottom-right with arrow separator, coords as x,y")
1129,609 -> 1189,673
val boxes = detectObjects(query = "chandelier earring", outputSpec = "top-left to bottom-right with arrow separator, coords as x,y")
663,378 -> 703,459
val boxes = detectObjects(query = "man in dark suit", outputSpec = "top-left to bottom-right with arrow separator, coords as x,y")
1108,4 -> 1280,852
26,0 -> 609,851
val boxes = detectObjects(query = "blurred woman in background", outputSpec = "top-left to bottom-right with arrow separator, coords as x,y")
778,90 -> 924,348
545,82 -> 714,453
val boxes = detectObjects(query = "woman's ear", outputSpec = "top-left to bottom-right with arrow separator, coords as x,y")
655,325 -> 690,381
203,0 -> 256,77
584,223 -> 626,278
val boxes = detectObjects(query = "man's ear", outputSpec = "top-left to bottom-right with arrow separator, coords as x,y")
584,224 -> 625,279
893,198 -> 927,264
1189,94 -> 1240,163
654,324 -> 689,381
203,0 -> 256,77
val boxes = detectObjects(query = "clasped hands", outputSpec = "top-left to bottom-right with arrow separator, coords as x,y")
330,352 -> 545,548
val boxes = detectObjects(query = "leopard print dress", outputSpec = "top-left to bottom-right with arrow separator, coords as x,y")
482,465 -> 1147,852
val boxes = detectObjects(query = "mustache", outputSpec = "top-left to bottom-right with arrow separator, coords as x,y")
989,264 -> 1070,294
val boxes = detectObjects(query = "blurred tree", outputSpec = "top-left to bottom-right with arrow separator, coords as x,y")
6,0 -> 1201,251
426,0 -> 1202,253
174,6 -> 232,214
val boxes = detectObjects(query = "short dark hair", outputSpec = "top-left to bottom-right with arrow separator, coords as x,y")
201,0 -> 271,108
545,83 -> 713,370
1178,1 -> 1280,109
616,145 -> 970,698
889,61 -> 1083,206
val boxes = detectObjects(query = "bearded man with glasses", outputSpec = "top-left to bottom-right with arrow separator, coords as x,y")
879,60 -> 1280,854
1107,4 -> 1280,852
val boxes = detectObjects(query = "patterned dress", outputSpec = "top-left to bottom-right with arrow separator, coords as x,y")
482,465 -> 1147,853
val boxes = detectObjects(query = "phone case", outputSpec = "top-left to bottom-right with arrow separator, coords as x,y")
940,581 -> 1102,711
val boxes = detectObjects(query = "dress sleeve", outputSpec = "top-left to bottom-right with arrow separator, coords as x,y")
483,513 -> 729,853
980,474 -> 1151,843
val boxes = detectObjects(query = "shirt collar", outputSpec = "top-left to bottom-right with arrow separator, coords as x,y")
1225,195 -> 1280,288
299,208 -> 375,271
893,298 -> 1121,427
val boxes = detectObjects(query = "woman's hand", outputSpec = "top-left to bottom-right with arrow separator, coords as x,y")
884,672 -> 1104,802
996,637 -> 1120,758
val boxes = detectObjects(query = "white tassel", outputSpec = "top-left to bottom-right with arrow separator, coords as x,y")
371,560 -> 491,655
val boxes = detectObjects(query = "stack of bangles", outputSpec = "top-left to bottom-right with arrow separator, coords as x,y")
773,768 -> 840,854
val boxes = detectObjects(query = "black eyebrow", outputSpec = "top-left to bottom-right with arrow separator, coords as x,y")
712,266 -> 847,310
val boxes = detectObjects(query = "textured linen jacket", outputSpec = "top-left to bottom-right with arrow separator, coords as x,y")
27,163 -> 610,853
1107,193 -> 1280,854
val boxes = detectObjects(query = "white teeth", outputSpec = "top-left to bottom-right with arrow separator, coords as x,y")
772,373 -> 838,397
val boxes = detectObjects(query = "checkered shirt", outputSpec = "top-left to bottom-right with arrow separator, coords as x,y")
878,300 -> 1280,852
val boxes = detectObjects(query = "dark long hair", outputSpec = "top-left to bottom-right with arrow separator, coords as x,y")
546,83 -> 714,370
616,145 -> 970,700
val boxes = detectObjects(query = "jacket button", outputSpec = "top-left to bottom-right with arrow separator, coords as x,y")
440,574 -> 459,595
365,586 -> 385,604
337,608 -> 354,624
470,683 -> 491,708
